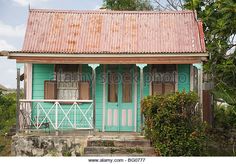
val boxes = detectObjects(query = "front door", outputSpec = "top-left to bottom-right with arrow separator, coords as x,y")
105,65 -> 135,131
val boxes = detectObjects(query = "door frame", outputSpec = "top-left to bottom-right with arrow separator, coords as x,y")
102,64 -> 137,132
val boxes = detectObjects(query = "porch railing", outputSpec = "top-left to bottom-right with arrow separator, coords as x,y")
19,99 -> 93,131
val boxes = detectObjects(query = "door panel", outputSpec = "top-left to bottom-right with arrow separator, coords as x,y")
119,65 -> 134,131
106,65 -> 119,131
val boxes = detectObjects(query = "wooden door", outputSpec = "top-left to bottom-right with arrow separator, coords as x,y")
105,65 -> 134,131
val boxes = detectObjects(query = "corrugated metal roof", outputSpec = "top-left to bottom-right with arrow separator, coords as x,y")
22,9 -> 206,54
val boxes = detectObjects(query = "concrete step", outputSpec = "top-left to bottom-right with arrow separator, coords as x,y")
84,153 -> 156,157
87,139 -> 151,147
84,147 -> 156,156
88,135 -> 146,141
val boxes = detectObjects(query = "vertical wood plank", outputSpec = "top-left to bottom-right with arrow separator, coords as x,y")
16,68 -> 20,132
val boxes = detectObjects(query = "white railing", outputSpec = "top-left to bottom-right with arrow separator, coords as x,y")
19,99 -> 93,130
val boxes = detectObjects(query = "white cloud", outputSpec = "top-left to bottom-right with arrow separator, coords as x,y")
0,40 -> 16,51
0,57 -> 17,88
0,21 -> 25,38
12,0 -> 50,6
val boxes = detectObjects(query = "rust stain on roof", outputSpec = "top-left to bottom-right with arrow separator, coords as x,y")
22,9 -> 206,54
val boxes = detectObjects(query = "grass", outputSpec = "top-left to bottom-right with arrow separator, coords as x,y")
0,136 -> 12,156
205,128 -> 236,156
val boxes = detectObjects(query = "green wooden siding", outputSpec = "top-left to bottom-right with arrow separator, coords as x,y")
31,64 -> 97,130
95,65 -> 103,131
178,64 -> 190,92
32,64 -> 54,99
32,64 -> 54,129
30,64 -> 190,131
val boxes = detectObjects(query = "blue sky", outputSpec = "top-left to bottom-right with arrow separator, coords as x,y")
0,0 -> 103,88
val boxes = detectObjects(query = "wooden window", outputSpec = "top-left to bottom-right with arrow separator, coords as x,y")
122,81 -> 132,102
55,64 -> 79,100
193,66 -> 198,93
152,64 -> 176,95
44,80 -> 57,99
44,64 -> 91,100
79,81 -> 90,100
122,69 -> 132,103
152,82 -> 162,95
108,72 -> 118,102
57,81 -> 79,100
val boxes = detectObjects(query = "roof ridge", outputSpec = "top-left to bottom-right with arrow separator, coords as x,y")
29,8 -> 194,14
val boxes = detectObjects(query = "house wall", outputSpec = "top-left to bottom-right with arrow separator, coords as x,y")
32,64 -> 95,130
31,64 -> 190,131
178,64 -> 190,92
95,65 -> 103,130
32,64 -> 54,99
32,64 -> 54,128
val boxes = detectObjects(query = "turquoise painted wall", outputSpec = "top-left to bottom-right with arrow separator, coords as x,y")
32,64 -> 54,99
95,65 -> 103,131
32,64 -> 54,129
32,64 -> 98,130
31,64 -> 190,131
178,64 -> 190,92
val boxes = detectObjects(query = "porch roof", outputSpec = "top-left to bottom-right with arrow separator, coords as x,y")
20,9 -> 206,55
4,52 -> 208,64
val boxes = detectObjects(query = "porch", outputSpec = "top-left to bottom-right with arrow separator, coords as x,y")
19,99 -> 93,131
18,63 -> 203,133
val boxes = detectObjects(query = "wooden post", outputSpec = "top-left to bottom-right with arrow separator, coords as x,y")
199,64 -> 203,121
88,64 -> 100,133
140,68 -> 144,131
92,68 -> 96,131
16,68 -> 20,132
102,65 -> 106,132
193,63 -> 204,120
134,66 -> 137,132
136,64 -> 147,132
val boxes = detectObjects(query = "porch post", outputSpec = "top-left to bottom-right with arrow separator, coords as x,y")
193,63 -> 203,120
16,68 -> 20,132
199,62 -> 203,120
88,64 -> 100,132
136,64 -> 147,132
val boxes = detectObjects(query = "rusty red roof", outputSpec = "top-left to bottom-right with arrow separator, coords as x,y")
22,9 -> 206,54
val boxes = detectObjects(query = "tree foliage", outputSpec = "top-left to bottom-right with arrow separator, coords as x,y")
0,91 -> 16,135
103,0 -> 153,10
184,0 -> 236,107
153,0 -> 184,10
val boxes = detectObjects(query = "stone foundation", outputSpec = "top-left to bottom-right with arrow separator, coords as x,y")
11,134 -> 87,156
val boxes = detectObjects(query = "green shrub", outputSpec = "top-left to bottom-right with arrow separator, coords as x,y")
214,104 -> 236,130
141,91 -> 207,156
0,91 -> 17,135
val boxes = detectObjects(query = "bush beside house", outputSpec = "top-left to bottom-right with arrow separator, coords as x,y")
141,91 -> 207,156
0,91 -> 17,156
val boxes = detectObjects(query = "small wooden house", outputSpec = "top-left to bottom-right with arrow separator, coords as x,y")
3,9 -> 207,132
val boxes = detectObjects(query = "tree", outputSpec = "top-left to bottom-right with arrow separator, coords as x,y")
0,91 -> 16,135
103,0 -> 153,11
184,0 -> 236,107
153,0 -> 184,10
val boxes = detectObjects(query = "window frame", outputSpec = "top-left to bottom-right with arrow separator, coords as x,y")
44,64 -> 92,101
